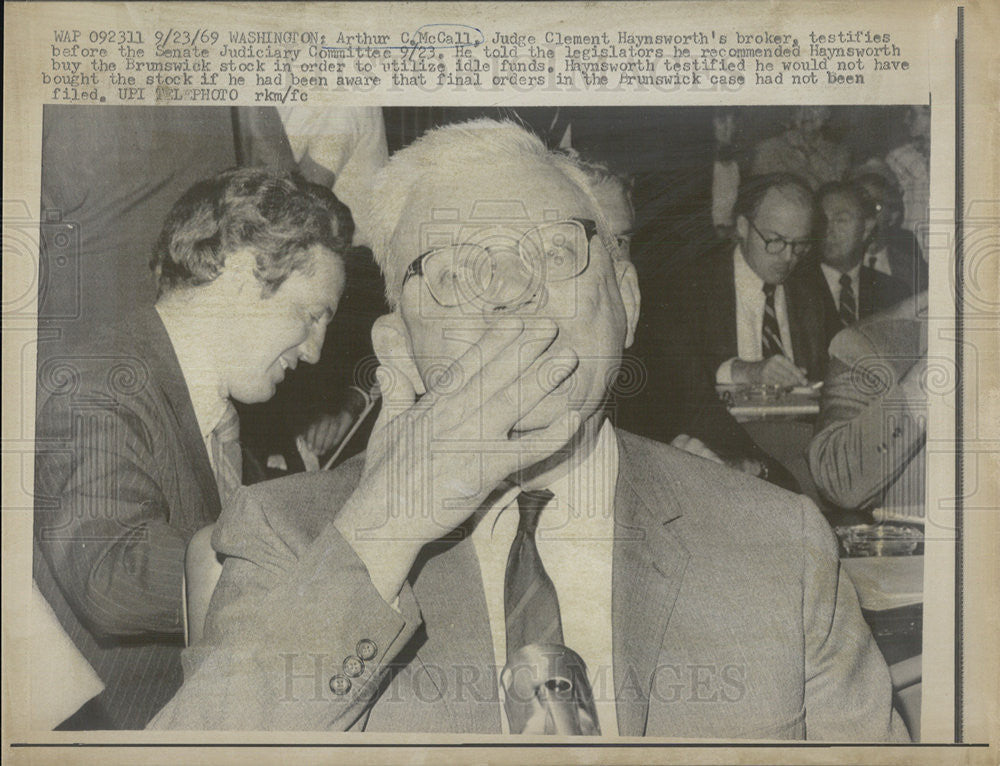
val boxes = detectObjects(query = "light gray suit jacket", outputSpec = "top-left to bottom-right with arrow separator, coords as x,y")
809,312 -> 926,512
150,430 -> 908,740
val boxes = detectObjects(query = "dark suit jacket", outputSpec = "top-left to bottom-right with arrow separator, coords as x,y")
151,430 -> 907,741
33,308 -> 222,728
666,242 -> 840,386
813,263 -> 911,332
880,229 -> 928,296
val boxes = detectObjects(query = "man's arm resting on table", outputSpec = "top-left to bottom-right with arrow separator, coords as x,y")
148,485 -> 423,731
798,495 -> 910,741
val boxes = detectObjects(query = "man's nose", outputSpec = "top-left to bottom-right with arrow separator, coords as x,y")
298,323 -> 326,364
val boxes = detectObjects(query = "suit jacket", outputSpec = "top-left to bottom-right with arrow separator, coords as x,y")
879,230 -> 928,296
150,430 -> 907,741
33,307 -> 222,728
809,306 -> 926,512
660,242 -> 839,414
814,263 -> 912,332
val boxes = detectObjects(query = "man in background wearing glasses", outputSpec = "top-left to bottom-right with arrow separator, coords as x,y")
665,172 -> 839,397
151,121 -> 905,741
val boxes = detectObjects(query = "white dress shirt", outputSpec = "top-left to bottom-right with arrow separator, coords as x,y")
820,262 -> 862,307
156,306 -> 230,472
470,418 -> 620,735
716,244 -> 795,383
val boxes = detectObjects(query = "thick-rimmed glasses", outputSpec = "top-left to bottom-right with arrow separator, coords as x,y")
401,218 -> 601,309
749,220 -> 813,257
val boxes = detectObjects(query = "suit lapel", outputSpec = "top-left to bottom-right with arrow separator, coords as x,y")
409,528 -> 501,733
612,432 -> 690,736
134,309 -> 221,519
858,266 -> 876,319
708,245 -> 738,364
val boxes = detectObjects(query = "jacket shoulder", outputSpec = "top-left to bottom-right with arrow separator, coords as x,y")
616,429 -> 829,556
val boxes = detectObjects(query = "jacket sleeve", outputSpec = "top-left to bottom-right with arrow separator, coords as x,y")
808,336 -> 925,510
148,482 -> 423,730
798,497 -> 910,741
34,391 -> 188,637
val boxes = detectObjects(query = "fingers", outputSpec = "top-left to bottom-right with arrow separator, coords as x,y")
505,408 -> 582,471
482,346 -> 579,436
369,363 -> 419,446
764,356 -> 808,386
431,318 -> 558,405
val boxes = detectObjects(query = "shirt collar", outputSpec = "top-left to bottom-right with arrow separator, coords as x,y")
155,305 -> 229,439
733,242 -> 765,296
820,261 -> 862,297
473,418 -> 619,541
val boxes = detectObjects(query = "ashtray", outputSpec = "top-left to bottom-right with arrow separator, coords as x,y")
835,524 -> 923,557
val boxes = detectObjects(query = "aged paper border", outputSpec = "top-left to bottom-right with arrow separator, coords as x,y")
3,1 -> 997,763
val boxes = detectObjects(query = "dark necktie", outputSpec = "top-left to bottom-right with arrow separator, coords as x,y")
839,273 -> 857,326
761,283 -> 786,358
504,490 -> 563,661
210,402 -> 242,509
868,255 -> 878,270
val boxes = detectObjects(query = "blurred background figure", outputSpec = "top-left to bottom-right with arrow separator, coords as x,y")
277,106 -> 389,248
851,170 -> 928,296
751,106 -> 850,190
813,181 -> 910,329
885,106 -> 931,256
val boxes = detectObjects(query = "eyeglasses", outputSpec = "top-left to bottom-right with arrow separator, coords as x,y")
401,218 -> 602,309
749,220 -> 813,257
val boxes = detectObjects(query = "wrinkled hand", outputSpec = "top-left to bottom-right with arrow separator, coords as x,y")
732,355 -> 808,387
335,318 -> 579,600
300,411 -> 354,456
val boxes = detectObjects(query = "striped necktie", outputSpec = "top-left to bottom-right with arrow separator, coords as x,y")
210,402 -> 242,509
505,490 -> 563,660
761,283 -> 786,358
839,273 -> 857,326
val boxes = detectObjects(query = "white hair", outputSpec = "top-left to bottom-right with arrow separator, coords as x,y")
368,118 -> 620,308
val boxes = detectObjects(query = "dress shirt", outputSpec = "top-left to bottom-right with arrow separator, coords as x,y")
866,246 -> 893,277
820,262 -> 862,307
155,306 -> 229,472
470,418 -> 620,735
716,244 -> 795,384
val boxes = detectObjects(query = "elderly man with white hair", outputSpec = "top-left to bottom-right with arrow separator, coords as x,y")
150,119 -> 907,741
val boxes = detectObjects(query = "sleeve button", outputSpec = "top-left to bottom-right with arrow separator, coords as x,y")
356,639 -> 378,661
343,656 -> 365,678
329,674 -> 352,695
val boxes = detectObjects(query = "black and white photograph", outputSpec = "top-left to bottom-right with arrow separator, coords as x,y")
4,1 -> 996,763
30,104 -> 929,738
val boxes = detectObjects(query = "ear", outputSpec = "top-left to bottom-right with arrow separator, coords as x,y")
217,248 -> 259,297
735,214 -> 749,244
371,312 -> 426,397
862,216 -> 877,242
614,260 -> 641,349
